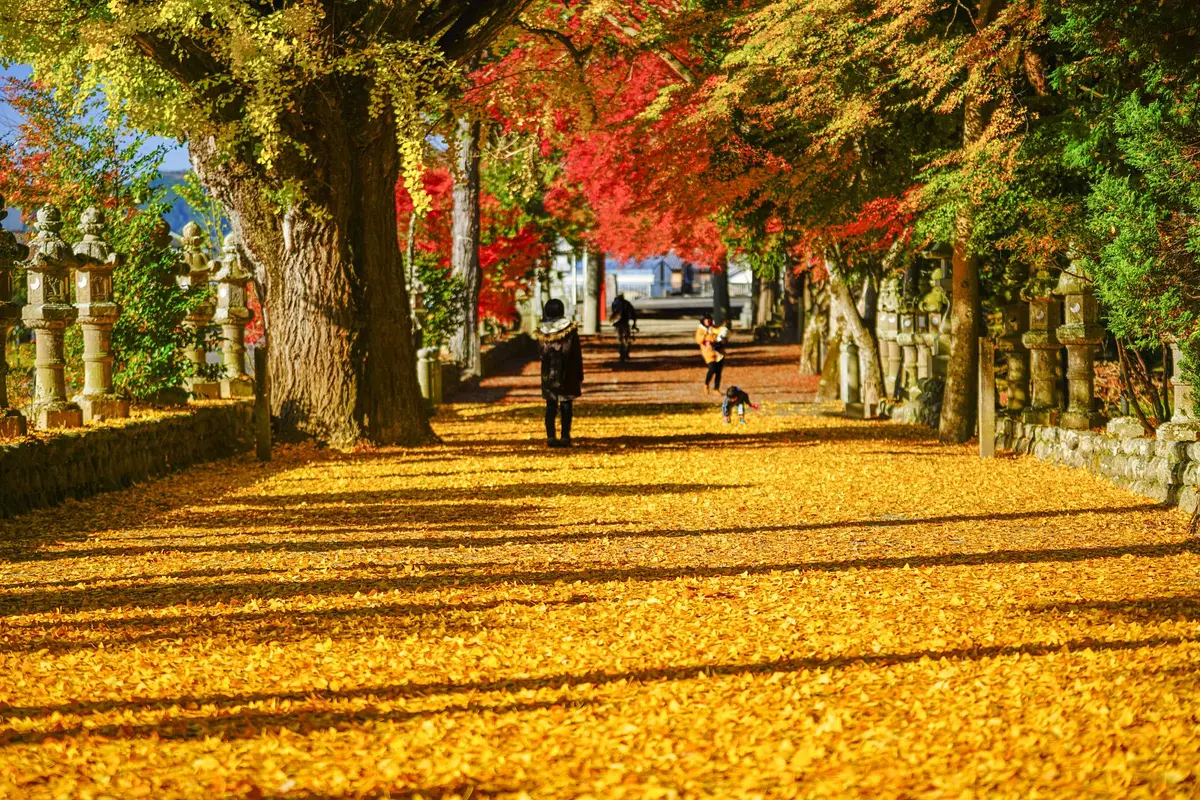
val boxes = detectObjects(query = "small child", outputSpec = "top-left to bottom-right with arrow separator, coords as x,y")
722,385 -> 758,424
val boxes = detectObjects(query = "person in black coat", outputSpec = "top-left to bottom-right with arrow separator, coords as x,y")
535,299 -> 584,448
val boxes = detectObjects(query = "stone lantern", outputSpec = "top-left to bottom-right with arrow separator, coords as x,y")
877,277 -> 902,397
996,262 -> 1030,415
211,233 -> 254,398
895,266 -> 921,398
1169,342 -> 1195,423
1053,266 -> 1105,430
921,242 -> 954,378
0,202 -> 29,438
177,222 -> 219,399
72,207 -> 128,422
1020,266 -> 1061,425
22,205 -> 82,429
1158,341 -> 1200,441
917,267 -> 948,382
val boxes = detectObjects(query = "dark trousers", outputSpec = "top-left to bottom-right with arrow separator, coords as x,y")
705,360 -> 725,390
545,398 -> 573,441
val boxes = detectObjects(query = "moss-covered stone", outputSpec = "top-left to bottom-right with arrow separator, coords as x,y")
0,403 -> 252,518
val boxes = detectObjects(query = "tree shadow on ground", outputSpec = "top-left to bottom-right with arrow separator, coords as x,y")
1,511 -> 1180,616
0,447 -> 337,562
0,594 -> 595,655
2,632 -> 1189,743
1027,595 -> 1200,623
0,697 -> 599,746
443,424 -> 946,453
5,477 -> 713,564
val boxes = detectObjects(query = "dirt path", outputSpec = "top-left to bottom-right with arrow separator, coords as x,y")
0,330 -> 1197,798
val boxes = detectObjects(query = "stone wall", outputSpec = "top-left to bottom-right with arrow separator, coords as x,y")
0,402 -> 253,518
996,418 -> 1200,512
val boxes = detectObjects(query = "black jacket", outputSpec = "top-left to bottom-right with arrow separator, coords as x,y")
611,297 -> 637,326
536,320 -> 584,399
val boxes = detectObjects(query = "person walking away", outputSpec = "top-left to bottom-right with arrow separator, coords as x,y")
694,315 -> 725,394
722,385 -> 759,425
536,299 -> 584,448
610,293 -> 638,362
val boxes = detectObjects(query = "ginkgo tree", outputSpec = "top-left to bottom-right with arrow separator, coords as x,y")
0,0 -> 529,447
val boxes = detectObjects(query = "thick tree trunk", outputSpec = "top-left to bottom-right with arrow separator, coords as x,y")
826,254 -> 886,412
190,87 -> 430,449
451,115 -> 483,378
799,277 -> 826,375
749,274 -> 761,327
583,248 -> 603,335
818,314 -> 843,401
712,258 -> 731,325
938,0 -> 999,443
756,275 -> 776,327
782,268 -> 802,343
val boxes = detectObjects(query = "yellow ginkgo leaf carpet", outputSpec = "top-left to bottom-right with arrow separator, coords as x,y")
1,331 -> 1197,799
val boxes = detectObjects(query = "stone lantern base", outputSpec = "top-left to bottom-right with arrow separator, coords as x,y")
0,409 -> 26,438
32,400 -> 82,430
77,393 -> 131,423
1061,409 -> 1106,431
220,376 -> 254,399
1022,407 -> 1060,427
187,379 -> 221,400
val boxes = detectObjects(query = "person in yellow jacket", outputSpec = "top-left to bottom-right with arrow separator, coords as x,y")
695,315 -> 728,394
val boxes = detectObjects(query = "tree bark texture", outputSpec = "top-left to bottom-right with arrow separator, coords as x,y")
938,0 -> 999,443
799,276 -> 826,376
190,83 -> 430,449
583,248 -> 603,334
826,255 -> 886,412
712,259 -> 731,325
756,276 -> 777,327
782,268 -> 802,344
451,115 -> 483,378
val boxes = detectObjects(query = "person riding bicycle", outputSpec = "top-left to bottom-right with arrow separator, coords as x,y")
610,293 -> 639,362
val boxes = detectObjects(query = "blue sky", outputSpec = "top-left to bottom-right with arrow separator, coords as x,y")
0,64 -> 192,173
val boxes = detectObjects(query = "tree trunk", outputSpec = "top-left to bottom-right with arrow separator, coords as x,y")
819,325 -> 843,401
826,254 -> 886,412
756,275 -> 776,327
712,257 -> 731,325
749,273 -> 761,328
583,248 -> 603,335
799,277 -> 826,375
782,267 -> 802,344
190,86 -> 430,449
938,0 -> 999,443
451,114 -> 483,378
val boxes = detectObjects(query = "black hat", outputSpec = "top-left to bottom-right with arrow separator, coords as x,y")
542,299 -> 566,322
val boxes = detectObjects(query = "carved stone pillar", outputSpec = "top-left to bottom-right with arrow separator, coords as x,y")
22,205 -> 82,429
72,207 -> 128,422
839,339 -> 860,405
920,243 -> 954,378
917,267 -> 947,383
1158,341 -> 1200,441
877,277 -> 901,397
211,233 -> 254,398
1168,343 -> 1194,422
1021,267 -> 1062,425
1054,269 -> 1105,430
0,202 -> 29,438
997,300 -> 1030,414
177,222 -> 219,399
896,298 -> 920,399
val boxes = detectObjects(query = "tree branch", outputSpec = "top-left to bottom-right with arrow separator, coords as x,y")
600,12 -> 698,86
